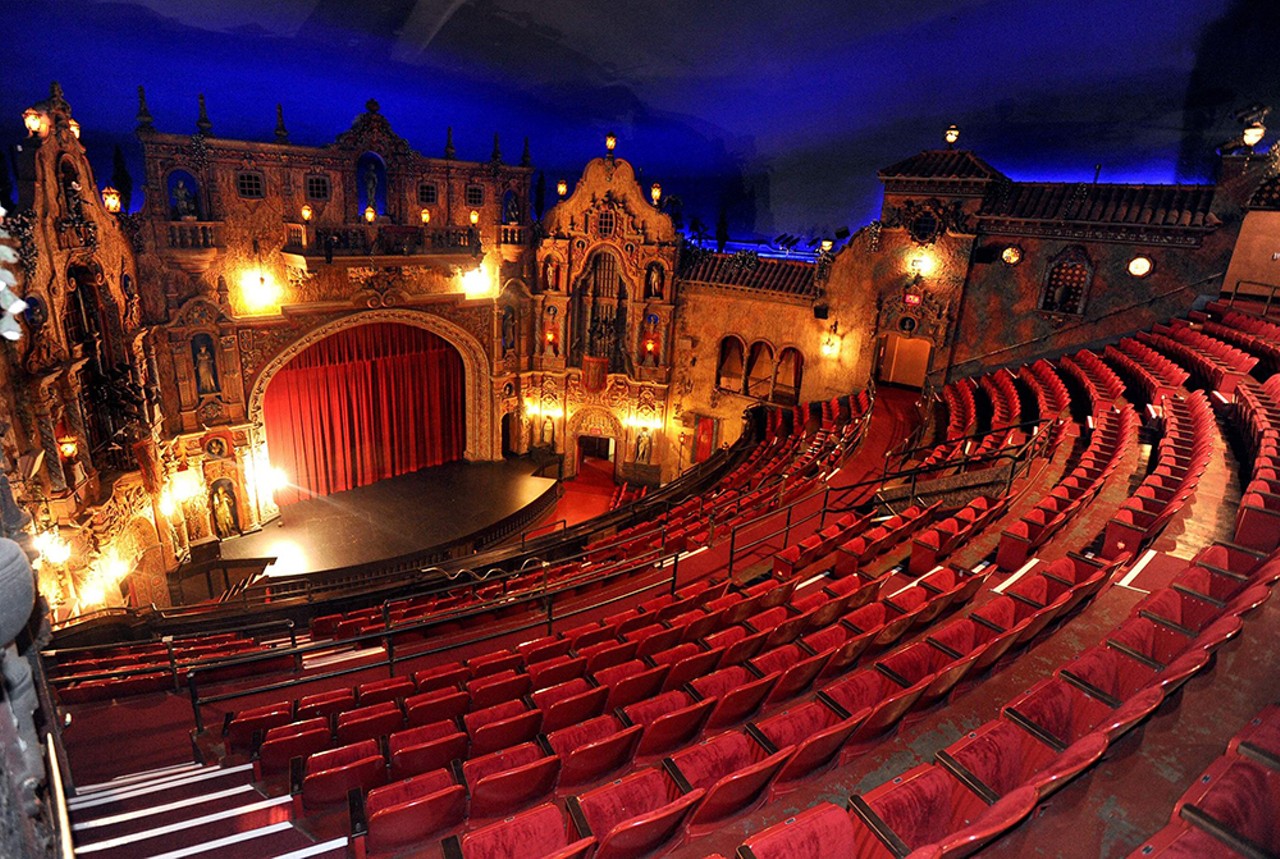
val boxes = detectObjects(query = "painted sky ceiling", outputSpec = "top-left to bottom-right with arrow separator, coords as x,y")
3,0 -> 1276,239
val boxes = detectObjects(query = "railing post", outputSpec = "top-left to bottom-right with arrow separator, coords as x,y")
386,629 -> 396,677
188,671 -> 204,734
165,636 -> 179,692
727,528 -> 738,578
671,550 -> 680,596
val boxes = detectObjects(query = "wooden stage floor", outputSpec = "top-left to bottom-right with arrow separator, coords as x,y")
216,458 -> 557,576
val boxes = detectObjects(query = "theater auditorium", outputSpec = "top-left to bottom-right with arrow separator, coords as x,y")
1,3 -> 1278,857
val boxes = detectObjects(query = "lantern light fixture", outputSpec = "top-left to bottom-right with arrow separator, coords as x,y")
650,183 -> 662,206
363,205 -> 376,224
68,118 -> 81,139
22,108 -> 47,137
469,209 -> 480,226
944,124 -> 960,146
57,437 -> 78,459
605,131 -> 617,153
1001,245 -> 1023,266
1127,255 -> 1154,278
1243,122 -> 1266,148
420,208 -> 431,225
300,203 -> 313,222
820,239 -> 833,253
556,179 -> 568,198
102,186 -> 121,213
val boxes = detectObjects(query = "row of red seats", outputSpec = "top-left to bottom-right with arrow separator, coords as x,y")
1102,391 -> 1213,561
772,510 -> 873,579
1104,337 -> 1190,404
909,495 -> 1007,576
1128,702 -> 1280,857
1138,327 -> 1253,396
607,481 -> 646,511
832,502 -> 941,579
1232,375 -> 1280,554
1018,358 -> 1072,446
917,378 -> 976,468
1059,349 -> 1127,408
997,405 -> 1137,571
1203,301 -> 1280,370
1165,319 -> 1260,376
732,543 -> 1280,859
973,369 -> 1022,456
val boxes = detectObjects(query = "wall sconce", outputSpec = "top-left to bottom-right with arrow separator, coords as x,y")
1243,121 -> 1266,148
821,321 -> 841,358
820,239 -> 833,253
557,179 -> 568,198
1127,255 -> 1154,278
904,278 -> 924,307
22,108 -> 48,137
239,268 -> 281,312
605,131 -> 617,154
1001,245 -> 1023,266
68,119 -> 81,139
643,336 -> 657,356
469,209 -> 480,226
461,265 -> 492,298
101,186 -> 121,213
944,124 -> 960,147
57,437 -> 78,459
908,252 -> 936,277
420,208 -> 431,225
170,467 -> 203,502
300,203 -> 313,222
651,183 -> 662,206
363,205 -> 376,224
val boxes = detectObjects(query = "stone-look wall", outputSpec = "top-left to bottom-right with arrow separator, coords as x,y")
1224,209 -> 1280,299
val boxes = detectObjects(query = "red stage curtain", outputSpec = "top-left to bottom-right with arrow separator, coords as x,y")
262,323 -> 465,504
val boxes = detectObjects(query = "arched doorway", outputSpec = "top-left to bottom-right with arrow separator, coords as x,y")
877,333 -> 932,388
261,322 -> 465,504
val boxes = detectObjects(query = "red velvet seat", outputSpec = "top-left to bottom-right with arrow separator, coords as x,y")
337,701 -> 404,745
257,718 -> 331,776
849,762 -> 1037,858
464,699 -> 543,756
719,629 -> 772,668
1133,587 -> 1226,637
1124,820 -> 1247,858
532,678 -> 608,732
519,635 -> 573,664
467,670 -> 532,709
528,654 -> 588,689
359,768 -> 466,856
301,739 -> 387,810
876,639 -> 977,709
752,700 -> 868,795
405,687 -> 470,727
1059,643 -> 1208,704
1228,704 -> 1280,761
358,676 -> 415,707
579,639 -> 638,674
570,767 -> 704,859
226,702 -> 293,751
803,623 -> 875,679
938,717 -> 1108,800
1174,754 -> 1280,854
446,803 -> 593,859
413,663 -> 470,693
752,645 -> 830,705
469,651 -> 524,678
691,665 -> 777,729
668,730 -> 792,833
594,659 -> 668,710
737,802 -> 856,859
623,691 -> 716,759
652,644 -> 722,692
297,688 -> 356,720
545,714 -> 644,788
819,665 -> 931,752
1003,677 -> 1163,750
388,720 -> 468,780
463,742 -> 561,819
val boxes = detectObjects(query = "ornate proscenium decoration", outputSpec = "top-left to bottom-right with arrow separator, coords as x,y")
651,183 -> 662,206
1127,255 -> 1154,278
944,123 -> 960,147
557,179 -> 568,198
68,118 -> 80,139
101,186 -> 122,213
1001,245 -> 1023,266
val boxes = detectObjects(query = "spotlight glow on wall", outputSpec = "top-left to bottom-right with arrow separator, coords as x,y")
460,265 -> 493,299
908,251 -> 936,277
239,268 -> 281,312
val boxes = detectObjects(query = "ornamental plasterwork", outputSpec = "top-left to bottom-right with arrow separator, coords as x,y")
875,288 -> 953,345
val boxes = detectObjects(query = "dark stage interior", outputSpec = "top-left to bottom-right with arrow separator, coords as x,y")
215,458 -> 557,577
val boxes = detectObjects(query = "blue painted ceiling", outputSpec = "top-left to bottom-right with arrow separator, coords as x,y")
2,0 -> 1276,239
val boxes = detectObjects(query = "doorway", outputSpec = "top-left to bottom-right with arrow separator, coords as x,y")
877,333 -> 932,388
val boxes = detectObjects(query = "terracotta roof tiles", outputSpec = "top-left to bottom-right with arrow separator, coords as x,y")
979,182 -> 1219,228
680,253 -> 818,297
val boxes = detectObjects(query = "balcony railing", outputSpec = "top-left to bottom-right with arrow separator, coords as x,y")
166,221 -> 220,249
283,223 -> 479,258
500,225 -> 527,245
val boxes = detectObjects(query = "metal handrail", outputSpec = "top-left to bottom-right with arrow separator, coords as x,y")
45,733 -> 74,859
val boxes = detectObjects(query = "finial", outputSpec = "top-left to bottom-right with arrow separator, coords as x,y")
365,98 -> 380,114
136,85 -> 154,132
444,126 -> 456,160
491,133 -> 502,164
275,103 -> 289,143
196,94 -> 212,135
521,137 -> 531,167
49,81 -> 70,113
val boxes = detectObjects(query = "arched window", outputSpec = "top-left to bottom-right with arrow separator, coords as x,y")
570,250 -> 628,371
746,341 -> 775,398
1041,246 -> 1093,315
716,336 -> 745,391
773,347 -> 804,405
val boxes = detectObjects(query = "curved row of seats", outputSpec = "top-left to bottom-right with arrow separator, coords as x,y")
1138,322 -> 1256,396
1229,374 -> 1280,554
1105,336 -> 1191,405
731,543 -> 1280,859
1127,703 -> 1280,857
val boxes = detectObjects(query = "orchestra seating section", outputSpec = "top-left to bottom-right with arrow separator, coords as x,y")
54,304 -> 1280,859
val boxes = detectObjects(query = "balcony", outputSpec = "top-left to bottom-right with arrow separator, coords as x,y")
282,223 -> 483,270
158,220 -> 222,274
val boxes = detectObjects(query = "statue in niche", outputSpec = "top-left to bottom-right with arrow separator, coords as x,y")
172,180 -> 196,219
192,334 -> 220,396
635,428 -> 652,464
542,258 -> 560,292
501,306 -> 517,354
62,168 -> 84,219
543,306 -> 559,356
644,264 -> 664,300
541,416 -> 555,446
209,479 -> 241,539
364,167 -> 378,214
503,192 -> 520,225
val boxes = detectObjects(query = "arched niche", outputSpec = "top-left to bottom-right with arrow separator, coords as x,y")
166,169 -> 202,220
357,152 -> 388,216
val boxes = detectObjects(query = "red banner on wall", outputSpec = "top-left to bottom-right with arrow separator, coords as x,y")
694,416 -> 716,463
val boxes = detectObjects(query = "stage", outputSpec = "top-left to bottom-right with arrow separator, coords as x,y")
215,458 -> 558,576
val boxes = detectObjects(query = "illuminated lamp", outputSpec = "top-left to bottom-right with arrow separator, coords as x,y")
420,208 -> 431,225
158,490 -> 177,518
300,203 -> 313,222
22,108 -> 47,137
68,119 -> 80,139
545,330 -> 555,343
651,183 -> 662,206
904,291 -> 923,307
643,337 -> 657,355
101,186 -> 121,213
944,124 -> 960,146
461,266 -> 491,298
57,437 -> 78,459
0,285 -> 30,315
1001,245 -> 1023,266
469,209 -> 480,226
240,268 -> 281,312
1243,122 -> 1266,148
1127,255 -> 1154,278
363,205 -> 376,223
556,179 -> 568,198
908,252 -> 936,277
170,467 -> 202,502
820,239 -> 833,253
35,529 -> 71,565
605,131 -> 617,153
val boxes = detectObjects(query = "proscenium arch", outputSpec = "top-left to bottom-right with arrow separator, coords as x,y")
247,308 -> 495,461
